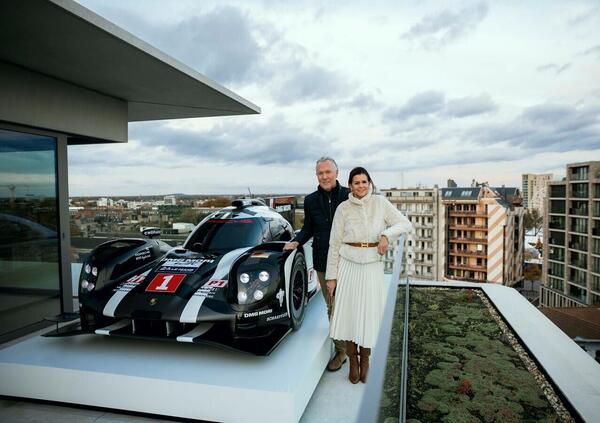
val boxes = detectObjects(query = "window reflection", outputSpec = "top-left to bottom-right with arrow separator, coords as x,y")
0,128 -> 60,338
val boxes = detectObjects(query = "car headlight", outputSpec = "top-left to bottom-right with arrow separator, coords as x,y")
80,260 -> 99,293
235,267 -> 277,305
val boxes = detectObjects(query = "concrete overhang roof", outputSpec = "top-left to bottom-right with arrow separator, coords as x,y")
0,0 -> 260,122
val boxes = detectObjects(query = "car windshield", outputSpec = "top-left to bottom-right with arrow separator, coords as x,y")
185,218 -> 264,252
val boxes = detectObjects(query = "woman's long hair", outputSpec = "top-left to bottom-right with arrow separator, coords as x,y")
348,167 -> 377,192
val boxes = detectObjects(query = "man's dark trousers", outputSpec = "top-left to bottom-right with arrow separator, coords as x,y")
293,181 -> 349,354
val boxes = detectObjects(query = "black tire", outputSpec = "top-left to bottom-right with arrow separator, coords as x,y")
289,252 -> 307,331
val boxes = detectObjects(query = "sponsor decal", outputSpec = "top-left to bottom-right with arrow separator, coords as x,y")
158,258 -> 214,274
276,289 -> 285,307
187,279 -> 227,300
149,298 -> 158,306
115,272 -> 148,292
250,252 -> 271,259
145,273 -> 186,293
104,269 -> 151,317
205,279 -> 227,288
266,312 -> 288,322
135,248 -> 151,261
243,309 -> 273,318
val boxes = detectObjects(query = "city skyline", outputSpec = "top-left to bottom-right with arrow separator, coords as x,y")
66,0 -> 600,196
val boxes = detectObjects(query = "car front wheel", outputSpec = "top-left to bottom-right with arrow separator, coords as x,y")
289,252 -> 307,330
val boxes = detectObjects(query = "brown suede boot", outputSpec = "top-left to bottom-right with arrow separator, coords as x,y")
327,350 -> 347,372
359,347 -> 371,383
346,341 -> 360,384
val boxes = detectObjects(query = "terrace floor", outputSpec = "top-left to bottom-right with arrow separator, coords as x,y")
0,311 -> 365,423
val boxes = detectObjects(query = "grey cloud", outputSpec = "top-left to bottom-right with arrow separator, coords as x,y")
163,7 -> 269,84
80,5 -> 269,85
385,91 -> 445,121
320,93 -> 383,113
271,64 -> 350,105
445,93 -> 497,117
582,45 -> 600,60
127,116 -> 332,166
536,63 -> 571,74
82,3 -> 350,105
568,6 -> 600,26
384,91 -> 496,123
471,103 -> 600,151
402,2 -> 489,49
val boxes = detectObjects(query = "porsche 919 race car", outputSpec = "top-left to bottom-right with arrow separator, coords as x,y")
49,199 -> 318,355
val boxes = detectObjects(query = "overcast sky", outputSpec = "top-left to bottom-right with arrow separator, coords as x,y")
70,0 -> 600,196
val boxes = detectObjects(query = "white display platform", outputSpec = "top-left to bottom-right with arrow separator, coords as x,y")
0,294 -> 330,423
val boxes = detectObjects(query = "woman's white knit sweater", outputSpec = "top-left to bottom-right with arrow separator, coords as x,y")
325,187 -> 413,280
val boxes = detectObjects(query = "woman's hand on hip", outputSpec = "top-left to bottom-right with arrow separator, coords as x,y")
326,279 -> 337,296
378,235 -> 389,255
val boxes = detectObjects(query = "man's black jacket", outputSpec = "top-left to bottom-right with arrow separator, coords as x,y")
293,181 -> 350,272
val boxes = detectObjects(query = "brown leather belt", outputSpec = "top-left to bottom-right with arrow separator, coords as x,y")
345,242 -> 378,248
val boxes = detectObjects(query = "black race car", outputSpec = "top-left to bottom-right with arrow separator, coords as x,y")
50,199 -> 318,355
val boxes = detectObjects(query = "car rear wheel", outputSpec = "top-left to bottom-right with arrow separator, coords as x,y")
289,252 -> 307,330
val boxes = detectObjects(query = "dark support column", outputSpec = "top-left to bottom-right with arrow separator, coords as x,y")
57,135 -> 73,313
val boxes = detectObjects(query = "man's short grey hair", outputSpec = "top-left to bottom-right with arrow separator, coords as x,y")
315,156 -> 338,171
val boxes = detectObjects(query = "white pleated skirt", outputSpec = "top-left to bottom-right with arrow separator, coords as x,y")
329,257 -> 386,348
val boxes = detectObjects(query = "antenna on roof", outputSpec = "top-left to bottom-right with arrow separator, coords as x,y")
247,187 -> 252,198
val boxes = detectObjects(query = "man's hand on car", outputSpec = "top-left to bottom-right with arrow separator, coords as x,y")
283,241 -> 299,251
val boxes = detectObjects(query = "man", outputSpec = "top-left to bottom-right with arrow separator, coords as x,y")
284,157 -> 349,371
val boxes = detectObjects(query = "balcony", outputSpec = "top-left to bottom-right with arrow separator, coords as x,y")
448,210 -> 487,217
449,263 -> 487,272
569,207 -> 588,217
568,241 -> 588,252
449,237 -> 487,244
449,249 -> 487,258
548,238 -> 565,247
570,166 -> 589,181
569,259 -> 588,270
444,274 -> 486,283
449,224 -> 488,231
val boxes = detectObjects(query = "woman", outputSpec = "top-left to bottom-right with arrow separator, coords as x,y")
325,167 -> 412,384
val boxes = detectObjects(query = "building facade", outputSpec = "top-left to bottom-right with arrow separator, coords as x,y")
381,188 -> 440,280
522,173 -> 553,212
439,187 -> 525,285
541,161 -> 600,308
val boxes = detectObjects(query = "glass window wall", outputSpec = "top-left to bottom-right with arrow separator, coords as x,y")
569,233 -> 587,251
549,185 -> 566,198
548,262 -> 564,278
550,200 -> 566,214
570,217 -> 588,234
549,246 -> 565,262
0,128 -> 60,338
571,182 -> 589,199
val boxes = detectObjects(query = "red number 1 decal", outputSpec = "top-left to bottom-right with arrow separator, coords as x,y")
146,273 -> 186,293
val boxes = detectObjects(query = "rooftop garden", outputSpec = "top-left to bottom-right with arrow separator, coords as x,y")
378,287 -> 576,423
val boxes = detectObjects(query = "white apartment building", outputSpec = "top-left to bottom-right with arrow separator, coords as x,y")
380,187 -> 440,280
522,173 -> 553,213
